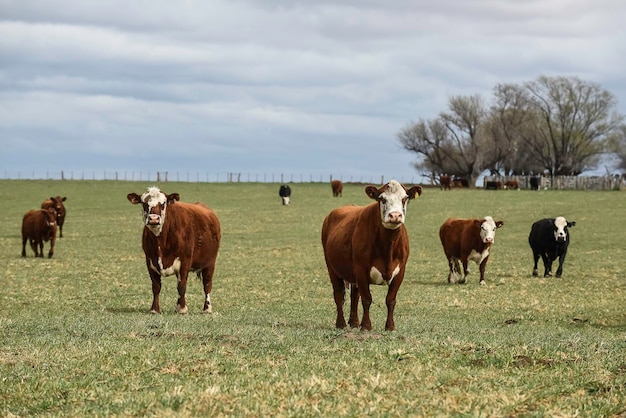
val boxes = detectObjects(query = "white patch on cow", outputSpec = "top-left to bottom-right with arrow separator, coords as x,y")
554,216 -> 568,242
369,265 -> 400,285
204,293 -> 212,314
141,187 -> 168,236
479,216 -> 498,243
469,248 -> 490,264
282,196 -> 290,205
379,180 -> 409,230
149,256 -> 181,276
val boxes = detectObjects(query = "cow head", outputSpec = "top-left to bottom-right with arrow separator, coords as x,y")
48,196 -> 66,220
43,208 -> 57,227
365,180 -> 422,230
127,187 -> 180,236
475,216 -> 504,244
553,216 -> 575,243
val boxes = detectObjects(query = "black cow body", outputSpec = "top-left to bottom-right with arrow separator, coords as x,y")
279,185 -> 291,205
528,217 -> 575,278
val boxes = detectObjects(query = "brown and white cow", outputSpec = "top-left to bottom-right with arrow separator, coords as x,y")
331,179 -> 343,197
504,180 -> 520,190
439,216 -> 503,285
127,187 -> 221,314
22,208 -> 57,258
321,180 -> 422,331
41,196 -> 67,237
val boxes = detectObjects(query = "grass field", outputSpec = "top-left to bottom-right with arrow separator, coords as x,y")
1,180 -> 625,417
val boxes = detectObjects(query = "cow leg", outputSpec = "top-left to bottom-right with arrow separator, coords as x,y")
47,238 -> 55,258
384,276 -> 403,331
348,283 -> 360,328
478,256 -> 489,285
359,282 -> 373,331
532,252 -> 540,276
37,240 -> 44,258
148,267 -> 162,314
541,253 -> 552,277
459,259 -> 469,284
447,256 -> 460,284
201,266 -> 215,314
176,270 -> 189,314
59,225 -> 63,238
22,235 -> 27,257
330,276 -> 347,328
555,253 -> 566,278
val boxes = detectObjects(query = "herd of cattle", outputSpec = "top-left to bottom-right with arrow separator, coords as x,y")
20,181 -> 575,331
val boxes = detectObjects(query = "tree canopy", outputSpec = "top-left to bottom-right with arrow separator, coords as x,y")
397,75 -> 625,186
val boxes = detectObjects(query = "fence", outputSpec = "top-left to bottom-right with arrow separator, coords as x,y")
483,175 -> 625,191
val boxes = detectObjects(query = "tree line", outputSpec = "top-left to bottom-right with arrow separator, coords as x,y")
397,75 -> 626,187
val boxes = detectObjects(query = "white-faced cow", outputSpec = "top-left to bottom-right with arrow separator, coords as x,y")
41,196 -> 67,237
528,216 -> 575,278
22,208 -> 57,258
439,216 -> 504,285
279,184 -> 291,205
127,187 -> 221,314
321,180 -> 422,331
331,179 -> 343,197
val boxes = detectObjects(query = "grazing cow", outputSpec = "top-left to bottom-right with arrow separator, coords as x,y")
453,177 -> 469,188
439,216 -> 504,285
331,179 -> 343,197
279,184 -> 291,205
485,181 -> 503,190
321,180 -> 422,331
440,175 -> 451,190
22,208 -> 57,258
530,177 -> 540,190
504,180 -> 520,190
127,187 -> 221,314
528,217 -> 575,278
41,196 -> 67,237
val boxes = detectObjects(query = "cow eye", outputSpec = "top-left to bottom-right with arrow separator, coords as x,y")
378,197 -> 387,204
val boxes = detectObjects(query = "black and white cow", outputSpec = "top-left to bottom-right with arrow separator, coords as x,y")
279,185 -> 291,205
528,216 -> 576,278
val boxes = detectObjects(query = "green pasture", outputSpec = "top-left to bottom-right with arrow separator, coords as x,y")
0,180 -> 625,416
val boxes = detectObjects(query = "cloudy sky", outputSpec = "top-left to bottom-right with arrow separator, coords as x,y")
1,0 -> 625,182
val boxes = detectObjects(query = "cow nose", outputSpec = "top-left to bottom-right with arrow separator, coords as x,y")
388,212 -> 403,224
484,237 -> 494,243
147,214 -> 161,225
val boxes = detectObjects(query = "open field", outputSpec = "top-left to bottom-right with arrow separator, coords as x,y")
1,180 -> 625,416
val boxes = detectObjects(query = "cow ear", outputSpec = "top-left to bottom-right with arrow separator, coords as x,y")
496,221 -> 504,228
127,193 -> 142,204
407,186 -> 422,199
167,193 -> 180,203
365,185 -> 379,200
62,197 -> 67,202
568,221 -> 576,227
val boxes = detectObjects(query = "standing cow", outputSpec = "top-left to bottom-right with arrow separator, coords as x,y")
528,217 -> 575,278
22,208 -> 57,258
127,187 -> 221,314
439,216 -> 504,285
41,196 -> 67,237
331,179 -> 343,197
321,180 -> 422,331
279,184 -> 291,205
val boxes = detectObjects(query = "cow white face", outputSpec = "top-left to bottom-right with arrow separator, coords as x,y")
553,216 -> 575,242
127,187 -> 179,236
366,180 -> 422,230
479,216 -> 504,244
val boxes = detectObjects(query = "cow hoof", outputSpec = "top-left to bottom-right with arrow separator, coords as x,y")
176,304 -> 188,314
479,280 -> 486,286
532,270 -> 538,277
150,309 -> 160,314
203,306 -> 212,314
555,274 -> 562,278
544,273 -> 552,278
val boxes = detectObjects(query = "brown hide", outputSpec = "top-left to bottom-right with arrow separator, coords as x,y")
331,179 -> 343,197
41,196 -> 67,237
440,175 -> 451,190
22,208 -> 57,258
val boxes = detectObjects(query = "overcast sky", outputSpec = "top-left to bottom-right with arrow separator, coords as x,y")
1,0 -> 625,182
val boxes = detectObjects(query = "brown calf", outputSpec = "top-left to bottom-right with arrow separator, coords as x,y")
127,187 -> 221,314
22,208 -> 57,258
41,196 -> 67,237
321,180 -> 422,331
331,179 -> 343,197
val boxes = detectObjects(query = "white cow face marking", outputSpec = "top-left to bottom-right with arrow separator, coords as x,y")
553,216 -> 569,243
366,180 -> 422,230
127,187 -> 180,236
479,216 -> 503,244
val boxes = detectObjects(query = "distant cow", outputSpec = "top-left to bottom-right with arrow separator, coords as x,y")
439,216 -> 504,285
504,180 -> 519,190
485,181 -> 503,190
528,217 -> 575,278
279,185 -> 291,205
22,208 -> 57,258
453,177 -> 469,188
127,187 -> 221,314
321,180 -> 422,331
41,196 -> 67,237
440,175 -> 451,190
331,180 -> 343,197
530,177 -> 540,190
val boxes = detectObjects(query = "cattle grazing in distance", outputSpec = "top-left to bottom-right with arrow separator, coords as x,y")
22,208 -> 57,258
127,187 -> 221,314
321,180 -> 422,331
41,196 -> 67,237
440,175 -> 451,190
485,181 -> 503,190
331,179 -> 343,197
453,177 -> 469,188
530,177 -> 540,190
439,216 -> 504,285
504,179 -> 520,190
528,217 -> 575,278
279,184 -> 291,205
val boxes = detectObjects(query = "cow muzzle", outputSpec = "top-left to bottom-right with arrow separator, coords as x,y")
146,214 -> 162,226
387,212 -> 404,224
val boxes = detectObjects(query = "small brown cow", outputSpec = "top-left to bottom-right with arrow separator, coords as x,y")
440,175 -> 451,190
41,196 -> 67,237
504,180 -> 520,190
331,179 -> 343,197
22,208 -> 57,258
321,180 -> 422,331
439,216 -> 503,285
127,187 -> 221,314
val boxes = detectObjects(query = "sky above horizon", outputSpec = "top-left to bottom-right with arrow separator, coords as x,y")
1,0 -> 625,182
